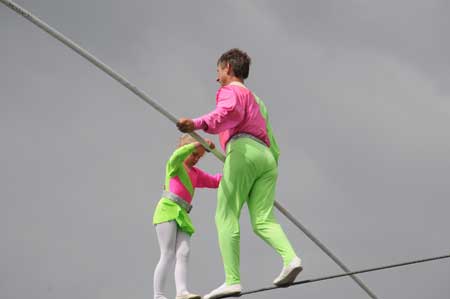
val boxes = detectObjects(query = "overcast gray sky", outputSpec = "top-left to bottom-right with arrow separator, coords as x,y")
1,1 -> 449,299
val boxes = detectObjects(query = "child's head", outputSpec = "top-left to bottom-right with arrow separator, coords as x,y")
178,134 -> 205,168
178,134 -> 197,147
216,48 -> 251,86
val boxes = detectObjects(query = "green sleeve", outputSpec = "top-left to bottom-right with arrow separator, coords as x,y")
166,143 -> 196,178
253,94 -> 281,164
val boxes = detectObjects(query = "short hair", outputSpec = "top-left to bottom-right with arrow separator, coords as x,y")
217,48 -> 251,80
178,133 -> 197,147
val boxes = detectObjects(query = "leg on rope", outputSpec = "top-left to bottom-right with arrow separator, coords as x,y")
245,141 -> 302,285
154,221 -> 177,299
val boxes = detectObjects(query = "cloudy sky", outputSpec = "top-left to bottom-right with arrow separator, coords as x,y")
1,1 -> 449,299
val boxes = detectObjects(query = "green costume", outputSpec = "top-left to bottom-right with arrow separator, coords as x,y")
152,144 -> 197,236
216,96 -> 296,284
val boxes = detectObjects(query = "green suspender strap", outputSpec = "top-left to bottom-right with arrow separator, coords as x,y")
253,94 -> 281,164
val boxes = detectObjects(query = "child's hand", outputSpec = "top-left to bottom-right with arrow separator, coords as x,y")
177,118 -> 195,132
204,139 -> 215,152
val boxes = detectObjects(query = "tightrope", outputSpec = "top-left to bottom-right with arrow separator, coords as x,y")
220,253 -> 450,297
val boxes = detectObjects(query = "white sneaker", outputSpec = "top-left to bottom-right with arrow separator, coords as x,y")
203,283 -> 242,299
175,292 -> 201,299
273,256 -> 303,286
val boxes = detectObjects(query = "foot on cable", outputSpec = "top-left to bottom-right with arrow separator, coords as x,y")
203,283 -> 242,299
175,292 -> 202,299
273,256 -> 303,286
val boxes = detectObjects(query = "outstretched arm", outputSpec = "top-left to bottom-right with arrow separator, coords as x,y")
177,86 -> 243,134
195,168 -> 222,189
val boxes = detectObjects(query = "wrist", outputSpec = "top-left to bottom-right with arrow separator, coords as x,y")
193,118 -> 207,130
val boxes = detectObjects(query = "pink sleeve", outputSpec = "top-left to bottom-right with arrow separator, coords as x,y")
194,168 -> 222,188
192,86 -> 244,133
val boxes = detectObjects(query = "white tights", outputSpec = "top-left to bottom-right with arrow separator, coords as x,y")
153,221 -> 191,299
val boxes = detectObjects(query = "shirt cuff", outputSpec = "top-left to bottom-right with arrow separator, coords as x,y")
193,117 -> 207,130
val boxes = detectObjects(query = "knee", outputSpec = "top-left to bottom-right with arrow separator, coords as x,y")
251,221 -> 263,236
215,214 -> 240,231
251,220 -> 273,237
176,245 -> 190,260
160,248 -> 176,261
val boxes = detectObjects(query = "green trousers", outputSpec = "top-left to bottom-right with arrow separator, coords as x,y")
216,137 -> 297,284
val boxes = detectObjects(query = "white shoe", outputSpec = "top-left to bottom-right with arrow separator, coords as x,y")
203,283 -> 242,299
273,256 -> 303,286
175,292 -> 201,299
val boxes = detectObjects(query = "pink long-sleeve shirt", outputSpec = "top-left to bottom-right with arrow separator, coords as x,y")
169,167 -> 221,204
192,83 -> 270,151
165,143 -> 221,204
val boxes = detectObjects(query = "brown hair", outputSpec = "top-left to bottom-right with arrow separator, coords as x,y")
217,48 -> 251,80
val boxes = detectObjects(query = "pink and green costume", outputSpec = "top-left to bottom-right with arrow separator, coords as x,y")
152,143 -> 221,236
192,82 -> 297,284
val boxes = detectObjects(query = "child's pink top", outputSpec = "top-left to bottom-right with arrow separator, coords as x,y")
169,167 -> 221,204
192,84 -> 270,151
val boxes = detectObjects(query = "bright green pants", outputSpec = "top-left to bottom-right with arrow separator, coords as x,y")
216,137 -> 297,284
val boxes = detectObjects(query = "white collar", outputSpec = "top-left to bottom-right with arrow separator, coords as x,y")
228,81 -> 247,89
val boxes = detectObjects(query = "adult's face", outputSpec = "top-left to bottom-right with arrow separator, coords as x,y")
216,63 -> 230,86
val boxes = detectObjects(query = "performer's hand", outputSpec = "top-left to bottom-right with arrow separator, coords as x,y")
204,139 -> 215,152
193,142 -> 205,154
177,118 -> 195,132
